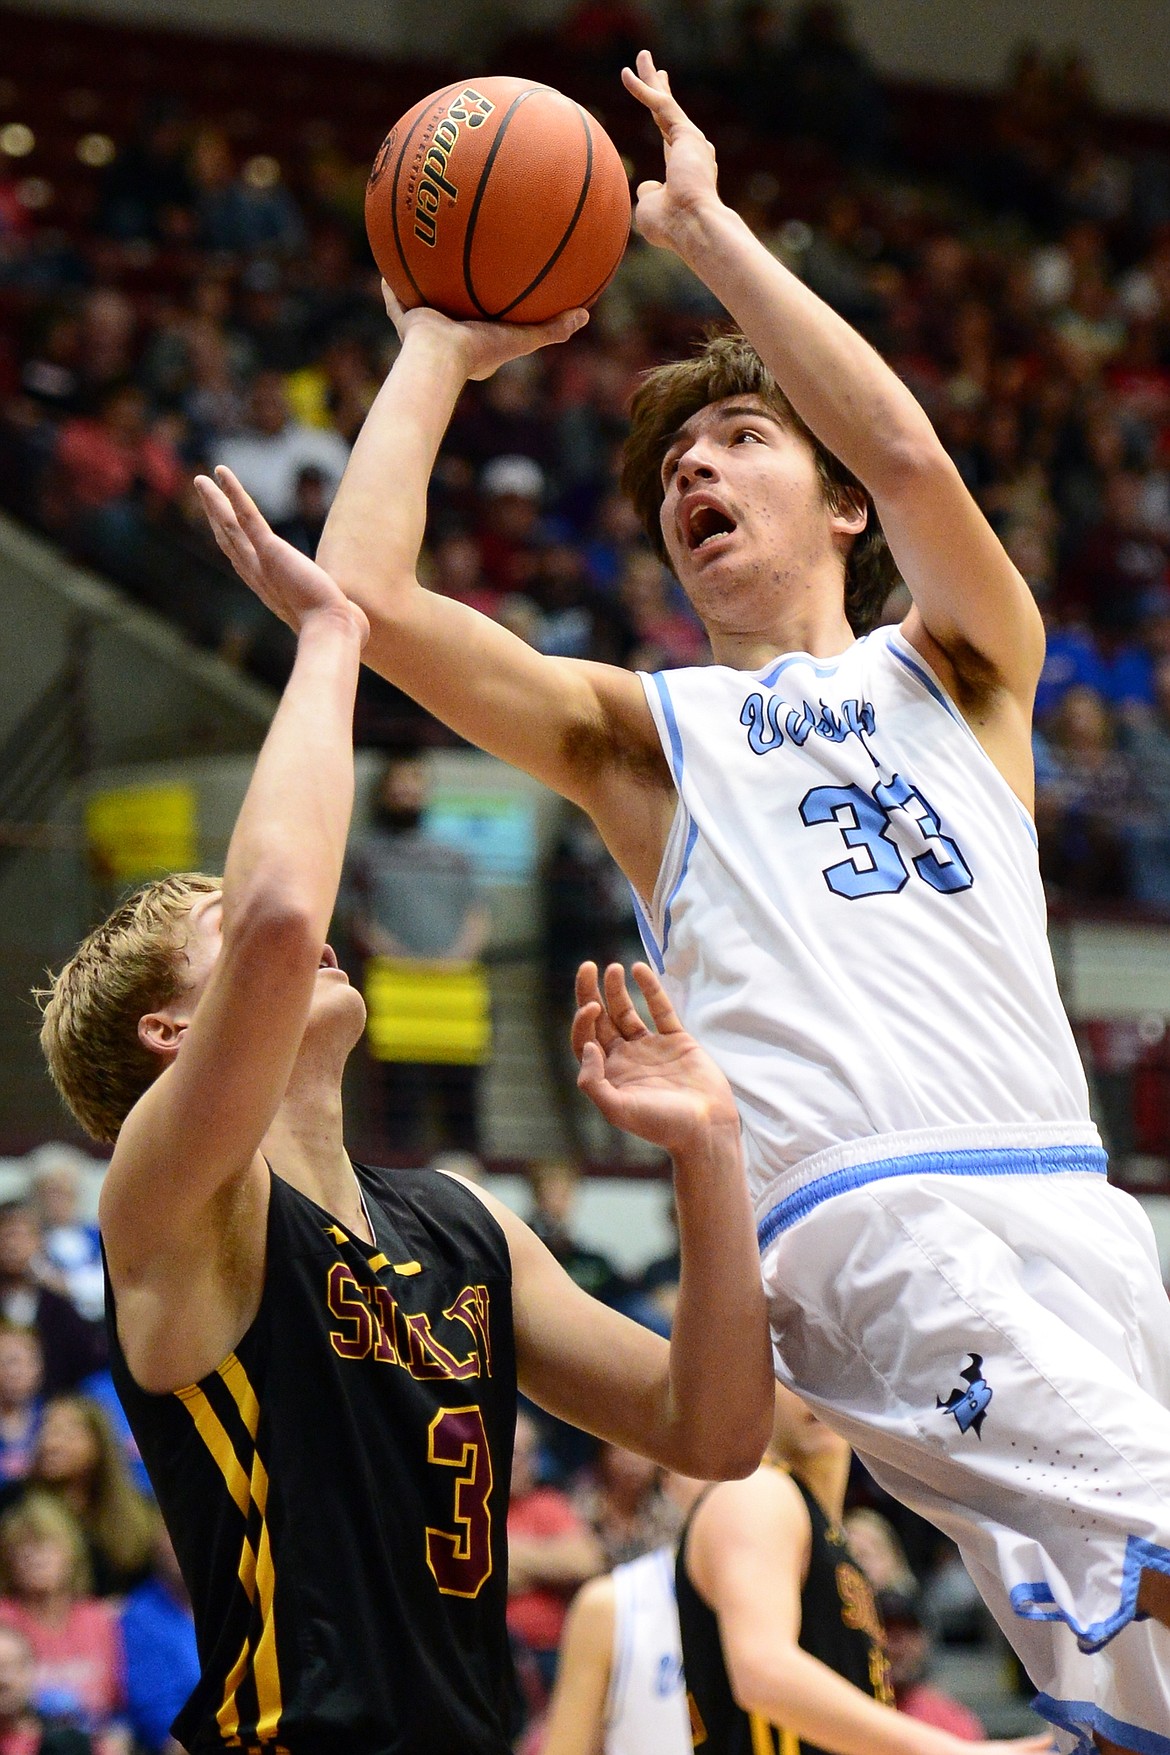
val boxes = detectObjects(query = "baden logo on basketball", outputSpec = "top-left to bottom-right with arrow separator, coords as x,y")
409,87 -> 496,248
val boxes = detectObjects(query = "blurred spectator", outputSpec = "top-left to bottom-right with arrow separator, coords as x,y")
574,1442 -> 683,1570
30,1399 -> 154,1598
527,1165 -> 624,1303
25,1153 -> 102,1327
1063,470 -> 1169,638
507,1410 -> 603,1694
877,1588 -> 985,1738
0,1206 -> 102,1397
619,551 -> 707,669
189,128 -> 305,258
475,455 -> 549,596
118,1520 -> 197,1755
98,101 -> 193,244
0,1494 -> 124,1753
1123,652 -> 1170,909
73,1374 -> 148,1502
216,369 -> 349,523
635,1201 -> 680,1327
1036,685 -> 1140,900
0,1623 -> 92,1755
772,1 -> 886,160
273,464 -> 330,558
843,1507 -> 918,1596
46,383 -> 184,572
0,1331 -> 44,1486
344,750 -> 489,1156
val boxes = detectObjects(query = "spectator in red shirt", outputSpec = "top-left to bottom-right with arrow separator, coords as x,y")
877,1587 -> 986,1740
0,1622 -> 92,1755
0,1494 -> 124,1754
52,383 -> 182,517
507,1411 -> 603,1694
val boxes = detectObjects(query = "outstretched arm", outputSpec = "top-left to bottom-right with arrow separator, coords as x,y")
102,470 -> 368,1390
312,293 -> 657,813
623,53 -> 1043,795
690,1471 -> 1056,1755
479,962 -> 773,1478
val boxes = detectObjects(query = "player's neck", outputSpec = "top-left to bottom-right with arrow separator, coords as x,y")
704,598 -> 854,671
263,1066 -> 373,1245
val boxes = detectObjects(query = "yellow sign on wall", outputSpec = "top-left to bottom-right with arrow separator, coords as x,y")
86,783 -> 197,883
364,957 -> 491,1065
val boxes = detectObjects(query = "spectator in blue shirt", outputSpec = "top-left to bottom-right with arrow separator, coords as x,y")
119,1520 -> 198,1755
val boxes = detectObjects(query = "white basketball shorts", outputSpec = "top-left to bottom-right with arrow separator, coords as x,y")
758,1166 -> 1170,1754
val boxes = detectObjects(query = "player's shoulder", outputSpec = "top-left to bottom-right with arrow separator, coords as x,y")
563,1569 -> 618,1648
694,1460 -> 811,1549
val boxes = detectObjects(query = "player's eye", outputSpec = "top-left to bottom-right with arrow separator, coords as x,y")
733,427 -> 764,445
661,453 -> 680,486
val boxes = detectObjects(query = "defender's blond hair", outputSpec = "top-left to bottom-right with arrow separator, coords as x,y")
36,872 -> 219,1144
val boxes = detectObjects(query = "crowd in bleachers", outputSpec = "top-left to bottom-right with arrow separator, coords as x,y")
3,7 -> 1170,907
4,9 -> 1170,907
0,1147 -> 199,1752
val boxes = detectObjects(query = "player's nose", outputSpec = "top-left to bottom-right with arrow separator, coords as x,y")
675,443 -> 719,491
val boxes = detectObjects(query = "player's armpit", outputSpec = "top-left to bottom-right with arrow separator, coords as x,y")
878,448 -> 1046,715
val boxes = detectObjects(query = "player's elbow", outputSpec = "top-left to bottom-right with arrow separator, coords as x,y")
228,887 -> 323,972
677,1415 -> 769,1482
725,1640 -> 785,1719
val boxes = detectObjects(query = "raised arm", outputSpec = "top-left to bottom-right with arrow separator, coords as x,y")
623,53 -> 1044,792
477,961 -> 773,1479
314,295 -> 659,814
101,470 -> 368,1390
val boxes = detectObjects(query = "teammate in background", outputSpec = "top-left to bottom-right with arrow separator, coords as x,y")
34,477 -> 772,1755
201,53 -> 1170,1755
540,1475 -> 702,1755
675,1387 -> 1052,1755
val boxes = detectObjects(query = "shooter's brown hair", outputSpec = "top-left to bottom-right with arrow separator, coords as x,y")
620,331 -> 897,635
36,872 -> 220,1144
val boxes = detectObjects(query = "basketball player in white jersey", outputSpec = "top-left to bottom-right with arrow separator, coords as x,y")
198,50 -> 1170,1755
541,1476 -> 701,1755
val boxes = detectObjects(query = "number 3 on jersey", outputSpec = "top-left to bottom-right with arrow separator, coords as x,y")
800,773 -> 973,900
425,1405 -> 493,1598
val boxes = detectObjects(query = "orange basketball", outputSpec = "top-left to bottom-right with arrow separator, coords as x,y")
366,78 -> 631,324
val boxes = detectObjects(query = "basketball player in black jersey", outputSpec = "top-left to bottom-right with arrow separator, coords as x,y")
35,467 -> 773,1755
677,1386 -> 1052,1755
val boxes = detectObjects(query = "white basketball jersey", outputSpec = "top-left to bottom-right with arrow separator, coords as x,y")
636,626 -> 1102,1226
605,1548 -> 689,1755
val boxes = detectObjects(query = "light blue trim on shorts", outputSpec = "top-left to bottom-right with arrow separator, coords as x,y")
756,1142 -> 1109,1252
1010,1533 -> 1170,1654
1033,1691 -> 1170,1755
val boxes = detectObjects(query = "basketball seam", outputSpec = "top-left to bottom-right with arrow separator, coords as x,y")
388,82 -> 464,306
462,89 -> 543,318
489,102 -> 596,321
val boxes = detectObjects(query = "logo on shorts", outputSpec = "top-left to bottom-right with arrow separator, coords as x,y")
936,1352 -> 992,1437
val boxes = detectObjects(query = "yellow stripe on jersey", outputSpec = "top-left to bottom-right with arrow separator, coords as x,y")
177,1354 -> 282,1744
216,1633 -> 251,1742
779,1730 -> 799,1755
175,1381 -> 251,1515
749,1713 -> 775,1755
220,1351 -> 261,1441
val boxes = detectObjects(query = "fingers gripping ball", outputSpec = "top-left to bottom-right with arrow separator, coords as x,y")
366,78 -> 631,324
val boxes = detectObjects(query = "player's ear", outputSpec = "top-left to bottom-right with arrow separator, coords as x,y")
828,485 -> 870,539
138,1009 -> 189,1064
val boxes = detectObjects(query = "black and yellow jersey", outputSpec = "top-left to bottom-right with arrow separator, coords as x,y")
676,1469 -> 893,1755
106,1163 -> 516,1755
